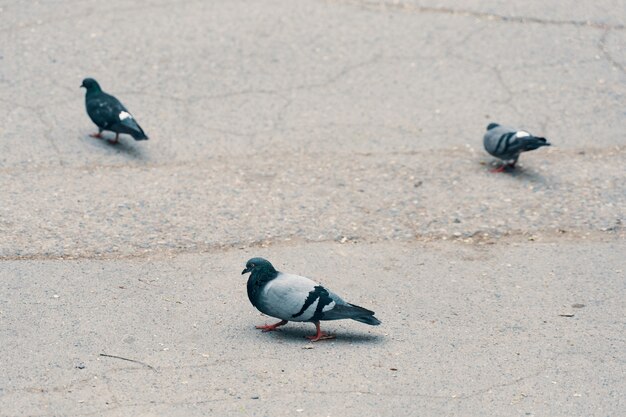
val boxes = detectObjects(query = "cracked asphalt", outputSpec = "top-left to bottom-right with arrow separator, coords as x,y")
0,1 -> 624,416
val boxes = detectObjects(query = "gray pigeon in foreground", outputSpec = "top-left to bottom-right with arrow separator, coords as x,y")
242,258 -> 381,341
483,123 -> 550,172
81,78 -> 148,144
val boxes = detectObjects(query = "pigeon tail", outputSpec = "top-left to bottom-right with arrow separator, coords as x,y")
486,123 -> 500,130
518,136 -> 550,152
130,129 -> 149,140
118,117 -> 149,140
352,315 -> 382,326
323,303 -> 381,325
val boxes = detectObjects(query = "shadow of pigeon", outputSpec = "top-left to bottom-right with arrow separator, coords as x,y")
507,165 -> 547,182
482,160 -> 547,183
254,326 -> 385,345
84,133 -> 145,160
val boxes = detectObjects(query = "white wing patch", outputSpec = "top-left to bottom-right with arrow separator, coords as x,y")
322,301 -> 336,312
119,111 -> 132,120
515,131 -> 530,138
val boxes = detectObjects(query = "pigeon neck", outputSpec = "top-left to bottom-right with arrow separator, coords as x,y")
246,267 -> 278,307
250,266 -> 278,283
86,85 -> 102,95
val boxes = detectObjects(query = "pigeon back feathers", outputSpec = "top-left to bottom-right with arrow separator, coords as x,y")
483,123 -> 550,162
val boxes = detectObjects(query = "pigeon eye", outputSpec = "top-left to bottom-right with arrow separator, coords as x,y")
250,263 -> 255,268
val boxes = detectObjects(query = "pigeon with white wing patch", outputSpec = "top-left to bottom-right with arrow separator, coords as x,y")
483,123 -> 550,172
242,258 -> 381,342
81,78 -> 148,144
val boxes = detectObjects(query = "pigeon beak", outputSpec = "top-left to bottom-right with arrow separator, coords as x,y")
241,267 -> 250,275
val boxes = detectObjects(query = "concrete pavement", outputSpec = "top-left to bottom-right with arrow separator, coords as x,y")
0,1 -> 624,416
1,241 -> 625,416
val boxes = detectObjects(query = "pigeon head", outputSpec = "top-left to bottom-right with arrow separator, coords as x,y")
80,78 -> 101,92
241,257 -> 276,275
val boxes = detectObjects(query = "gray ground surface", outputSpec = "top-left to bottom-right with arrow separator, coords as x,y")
0,1 -> 624,416
1,241 -> 625,416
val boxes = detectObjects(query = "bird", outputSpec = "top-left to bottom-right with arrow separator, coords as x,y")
80,78 -> 148,144
483,123 -> 550,172
241,257 -> 381,341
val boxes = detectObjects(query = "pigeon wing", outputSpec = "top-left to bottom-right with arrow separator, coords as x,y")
86,93 -> 126,130
257,273 -> 342,322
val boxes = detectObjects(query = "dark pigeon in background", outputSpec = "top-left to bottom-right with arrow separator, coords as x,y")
81,78 -> 148,144
483,123 -> 550,172
242,257 -> 381,342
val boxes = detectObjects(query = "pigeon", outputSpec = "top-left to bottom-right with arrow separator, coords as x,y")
80,78 -> 148,144
241,257 -> 381,341
483,123 -> 550,172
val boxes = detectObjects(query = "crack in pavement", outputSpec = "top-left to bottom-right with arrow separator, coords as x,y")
454,24 -> 488,50
490,66 -> 521,117
117,91 -> 187,103
7,368 -> 551,413
538,114 -> 551,136
37,396 -> 233,417
0,96 -> 77,112
95,54 -> 382,109
0,0 -> 204,34
448,369 -> 545,401
187,53 -> 384,104
2,0 -> 624,35
597,29 -> 626,75
35,111 -> 65,167
267,369 -> 545,400
327,0 -> 625,30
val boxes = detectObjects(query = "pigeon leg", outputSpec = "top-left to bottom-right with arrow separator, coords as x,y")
306,321 -> 335,342
256,320 -> 288,332
489,165 -> 507,173
89,131 -> 103,139
108,133 -> 119,144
